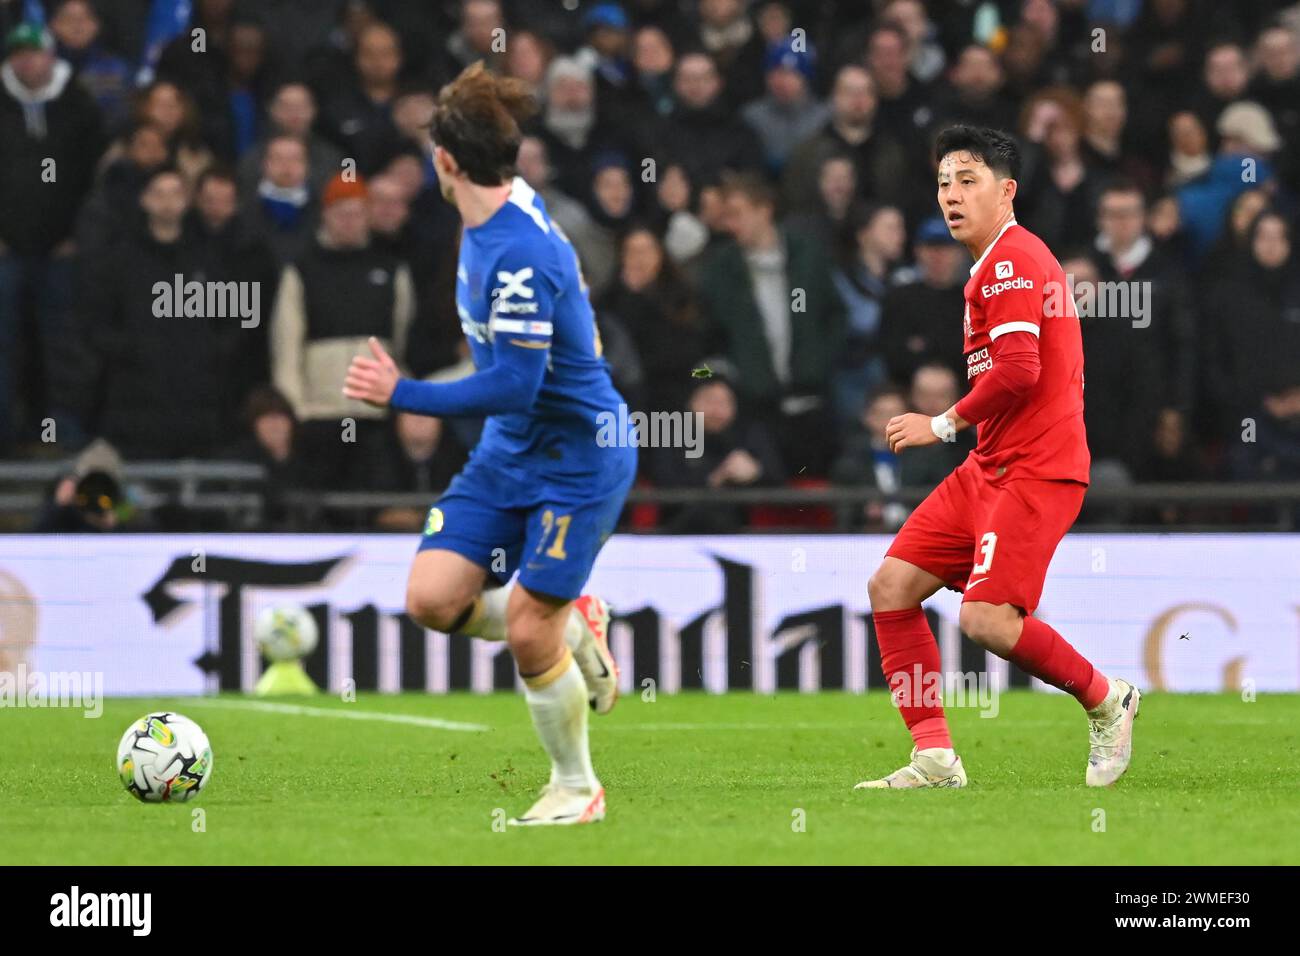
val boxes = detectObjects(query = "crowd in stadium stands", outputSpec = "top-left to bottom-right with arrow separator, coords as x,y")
3,0 -> 1300,533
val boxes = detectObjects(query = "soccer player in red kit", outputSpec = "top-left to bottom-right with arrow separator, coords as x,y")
859,126 -> 1140,789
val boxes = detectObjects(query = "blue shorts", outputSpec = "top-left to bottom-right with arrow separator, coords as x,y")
416,446 -> 635,601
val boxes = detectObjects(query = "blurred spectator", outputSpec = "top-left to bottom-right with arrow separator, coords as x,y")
576,3 -> 634,119
237,81 -> 345,196
240,133 -> 318,267
320,20 -> 403,175
597,226 -> 704,415
191,164 -> 276,428
697,0 -> 765,108
158,9 -> 272,162
1093,179 -> 1195,421
785,154 -> 856,258
100,80 -> 213,184
374,412 -> 469,532
537,56 -> 605,201
697,172 -> 843,475
864,22 -> 931,159
651,163 -> 711,266
585,151 -> 638,282
782,65 -> 910,222
651,376 -> 785,533
1164,109 -> 1211,188
444,0 -> 504,74
1177,101 -> 1280,263
1137,407 -> 1210,485
1189,41 -> 1250,141
77,121 -> 168,257
630,25 -> 675,118
934,44 -> 1017,134
1204,186 -> 1272,276
741,36 -> 829,174
82,168 -> 234,457
1204,210 -> 1300,439
1228,378 -> 1300,482
878,216 -> 966,388
1249,25 -> 1300,191
0,21 -> 103,451
503,29 -> 553,95
830,201 -> 905,429
225,384 -> 304,529
1060,250 -> 1159,482
881,0 -> 944,85
660,51 -> 763,187
51,0 -> 131,132
828,385 -> 909,530
1017,88 -> 1102,251
270,173 -> 413,490
1080,79 -> 1153,194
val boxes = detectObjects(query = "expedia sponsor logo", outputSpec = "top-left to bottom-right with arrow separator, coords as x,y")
966,346 -> 992,379
981,276 -> 1033,298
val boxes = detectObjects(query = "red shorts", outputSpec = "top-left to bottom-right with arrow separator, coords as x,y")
886,457 -> 1086,614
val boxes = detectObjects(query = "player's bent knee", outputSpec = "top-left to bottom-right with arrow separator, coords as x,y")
405,587 -> 466,633
868,559 -> 935,610
959,601 -> 1020,655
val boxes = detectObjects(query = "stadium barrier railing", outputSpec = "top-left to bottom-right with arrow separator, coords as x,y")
1,460 -> 1296,531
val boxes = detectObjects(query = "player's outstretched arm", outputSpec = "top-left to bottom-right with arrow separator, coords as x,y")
343,336 -> 548,416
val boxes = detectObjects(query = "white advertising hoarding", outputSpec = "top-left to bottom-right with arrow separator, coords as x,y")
0,534 -> 1296,695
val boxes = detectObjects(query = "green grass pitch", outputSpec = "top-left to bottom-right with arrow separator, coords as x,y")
2,691 -> 1298,865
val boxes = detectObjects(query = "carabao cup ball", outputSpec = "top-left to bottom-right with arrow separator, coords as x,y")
255,604 -> 319,662
117,712 -> 213,803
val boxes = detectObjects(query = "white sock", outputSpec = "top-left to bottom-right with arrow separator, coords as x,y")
460,586 -> 585,651
562,606 -> 585,652
459,586 -> 510,641
524,653 -> 598,792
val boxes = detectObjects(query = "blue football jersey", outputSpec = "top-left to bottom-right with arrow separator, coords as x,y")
454,177 -> 632,491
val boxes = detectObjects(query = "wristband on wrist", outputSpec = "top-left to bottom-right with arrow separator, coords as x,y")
930,413 -> 957,443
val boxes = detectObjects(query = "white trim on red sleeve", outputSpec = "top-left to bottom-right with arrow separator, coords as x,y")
988,320 -> 1040,339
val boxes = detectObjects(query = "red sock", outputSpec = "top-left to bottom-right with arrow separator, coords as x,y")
872,607 -> 952,750
1009,616 -> 1110,709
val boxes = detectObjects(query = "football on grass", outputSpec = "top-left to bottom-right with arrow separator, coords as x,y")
117,712 -> 213,803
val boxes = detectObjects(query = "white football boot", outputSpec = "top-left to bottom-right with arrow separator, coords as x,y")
1086,677 -> 1141,787
854,747 -> 968,789
508,784 -> 606,826
570,595 -> 618,715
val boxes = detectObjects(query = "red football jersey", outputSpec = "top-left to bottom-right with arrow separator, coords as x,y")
960,220 -> 1090,484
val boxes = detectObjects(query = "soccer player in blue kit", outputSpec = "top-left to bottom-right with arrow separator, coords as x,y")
344,64 -> 635,826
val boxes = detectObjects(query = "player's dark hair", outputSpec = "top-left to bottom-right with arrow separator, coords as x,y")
431,62 -> 536,186
934,125 -> 1022,181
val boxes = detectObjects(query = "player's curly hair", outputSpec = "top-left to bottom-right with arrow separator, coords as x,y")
431,62 -> 536,186
934,125 -> 1022,181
